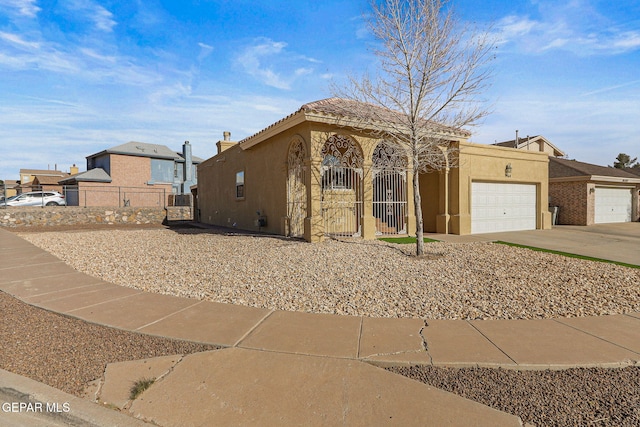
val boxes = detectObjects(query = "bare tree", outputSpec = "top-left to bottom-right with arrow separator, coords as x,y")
332,0 -> 495,255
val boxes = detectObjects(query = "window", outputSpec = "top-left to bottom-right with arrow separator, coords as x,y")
236,171 -> 245,199
174,163 -> 178,178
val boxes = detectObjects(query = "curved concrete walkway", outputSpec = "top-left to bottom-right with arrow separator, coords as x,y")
1,228 -> 639,426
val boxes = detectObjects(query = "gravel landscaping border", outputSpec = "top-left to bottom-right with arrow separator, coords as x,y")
16,225 -> 640,320
389,365 -> 640,427
0,290 -> 218,397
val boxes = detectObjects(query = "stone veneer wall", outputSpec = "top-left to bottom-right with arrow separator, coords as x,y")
166,206 -> 193,221
0,207 -> 167,228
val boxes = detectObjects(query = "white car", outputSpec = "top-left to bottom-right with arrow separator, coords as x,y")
2,191 -> 67,207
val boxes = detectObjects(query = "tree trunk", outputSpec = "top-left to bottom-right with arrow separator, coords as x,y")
413,168 -> 425,256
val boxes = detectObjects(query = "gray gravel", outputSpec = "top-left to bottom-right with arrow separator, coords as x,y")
0,290 -> 218,397
389,365 -> 640,427
18,227 -> 640,320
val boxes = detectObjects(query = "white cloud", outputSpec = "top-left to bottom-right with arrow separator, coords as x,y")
495,2 -> 640,56
80,47 -> 116,63
0,31 -> 40,49
235,37 -> 318,90
0,0 -> 40,17
197,42 -> 214,62
66,0 -> 117,33
613,31 -> 640,50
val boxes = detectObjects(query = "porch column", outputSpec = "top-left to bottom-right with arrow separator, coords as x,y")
436,167 -> 451,234
405,169 -> 416,237
361,160 -> 376,240
304,158 -> 324,242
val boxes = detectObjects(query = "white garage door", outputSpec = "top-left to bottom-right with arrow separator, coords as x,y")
595,187 -> 632,223
472,182 -> 537,234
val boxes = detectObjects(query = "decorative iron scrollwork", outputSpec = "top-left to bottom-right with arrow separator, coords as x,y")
320,135 -> 364,169
372,140 -> 408,170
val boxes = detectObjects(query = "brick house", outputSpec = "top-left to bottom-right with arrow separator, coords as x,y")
60,141 -> 202,207
549,157 -> 640,225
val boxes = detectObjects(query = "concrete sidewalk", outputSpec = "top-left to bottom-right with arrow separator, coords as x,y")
1,227 -> 639,426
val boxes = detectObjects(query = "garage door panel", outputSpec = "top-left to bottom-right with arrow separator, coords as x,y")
472,183 -> 537,234
595,187 -> 632,223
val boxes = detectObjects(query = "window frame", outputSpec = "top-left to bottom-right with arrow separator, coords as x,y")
235,170 -> 245,200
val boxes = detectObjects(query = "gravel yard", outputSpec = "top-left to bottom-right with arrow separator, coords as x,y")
19,226 -> 640,320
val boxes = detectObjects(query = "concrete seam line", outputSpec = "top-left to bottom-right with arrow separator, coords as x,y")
135,300 -> 203,331
552,318 -> 640,356
466,321 -> 518,365
232,310 -> 275,347
66,291 -> 144,314
356,316 -> 363,359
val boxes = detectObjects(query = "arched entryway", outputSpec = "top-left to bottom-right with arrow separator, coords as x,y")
372,140 -> 408,235
286,136 -> 307,237
320,135 -> 364,237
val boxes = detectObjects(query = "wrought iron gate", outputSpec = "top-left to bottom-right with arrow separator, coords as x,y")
320,135 -> 364,237
372,141 -> 408,235
286,137 -> 307,237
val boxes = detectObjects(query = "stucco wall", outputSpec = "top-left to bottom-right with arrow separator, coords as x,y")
198,125 -> 309,235
421,142 -> 551,234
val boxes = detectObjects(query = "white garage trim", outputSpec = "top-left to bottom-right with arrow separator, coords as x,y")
471,182 -> 537,234
594,186 -> 632,224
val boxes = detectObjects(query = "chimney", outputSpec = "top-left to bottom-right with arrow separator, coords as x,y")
183,141 -> 193,194
216,131 -> 237,154
70,164 -> 79,175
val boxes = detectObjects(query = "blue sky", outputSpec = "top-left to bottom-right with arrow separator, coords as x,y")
1,0 -> 639,180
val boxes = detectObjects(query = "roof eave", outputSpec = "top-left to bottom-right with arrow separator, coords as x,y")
239,111 -> 307,150
550,175 -> 640,184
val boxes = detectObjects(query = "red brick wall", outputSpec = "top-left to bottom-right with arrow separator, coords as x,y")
66,155 -> 171,207
549,181 -> 589,225
109,154 -> 151,186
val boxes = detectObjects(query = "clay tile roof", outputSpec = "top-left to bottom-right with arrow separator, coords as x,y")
239,98 -> 471,146
301,97 -> 471,137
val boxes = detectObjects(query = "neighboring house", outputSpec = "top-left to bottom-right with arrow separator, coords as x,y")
494,135 -> 565,157
549,157 -> 640,225
2,180 -> 18,198
60,141 -> 202,207
197,98 -> 551,242
18,168 -> 70,193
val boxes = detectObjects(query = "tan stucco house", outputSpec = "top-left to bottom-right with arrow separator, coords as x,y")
494,135 -> 565,157
197,98 -> 551,242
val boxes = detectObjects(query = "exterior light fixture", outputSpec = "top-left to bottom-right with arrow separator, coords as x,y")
505,163 -> 512,178
589,187 -> 595,194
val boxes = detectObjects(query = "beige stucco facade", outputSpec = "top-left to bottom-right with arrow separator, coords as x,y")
197,101 -> 552,241
421,142 -> 552,235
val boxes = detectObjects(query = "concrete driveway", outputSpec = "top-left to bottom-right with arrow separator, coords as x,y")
474,223 -> 640,266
